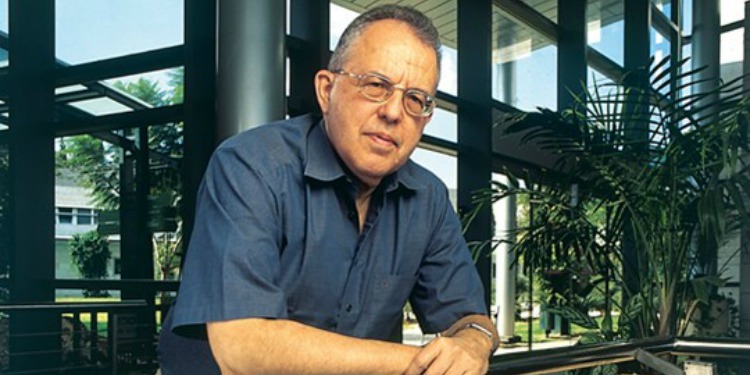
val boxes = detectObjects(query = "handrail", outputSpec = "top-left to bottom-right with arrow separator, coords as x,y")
0,300 -> 147,312
487,337 -> 750,375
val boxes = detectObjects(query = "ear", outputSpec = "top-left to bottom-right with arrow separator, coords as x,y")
314,70 -> 335,114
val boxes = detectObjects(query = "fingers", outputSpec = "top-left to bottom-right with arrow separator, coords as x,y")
404,342 -> 439,375
404,337 -> 489,375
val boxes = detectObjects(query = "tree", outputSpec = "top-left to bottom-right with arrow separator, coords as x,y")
470,57 -> 750,343
69,231 -> 111,297
56,68 -> 185,281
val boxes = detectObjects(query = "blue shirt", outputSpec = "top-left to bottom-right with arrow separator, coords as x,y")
158,114 -> 486,373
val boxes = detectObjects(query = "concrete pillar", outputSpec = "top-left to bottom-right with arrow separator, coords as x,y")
217,0 -> 285,141
493,175 -> 517,342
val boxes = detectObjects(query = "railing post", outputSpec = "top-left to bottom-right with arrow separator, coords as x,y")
111,312 -> 118,375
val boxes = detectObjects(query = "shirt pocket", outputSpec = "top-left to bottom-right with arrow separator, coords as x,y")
363,274 -> 417,338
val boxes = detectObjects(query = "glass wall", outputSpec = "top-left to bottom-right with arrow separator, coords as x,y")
587,0 -> 624,65
55,0 -> 184,65
492,4 -> 557,111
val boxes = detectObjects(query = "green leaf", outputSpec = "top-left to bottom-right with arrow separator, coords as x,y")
546,306 -> 599,330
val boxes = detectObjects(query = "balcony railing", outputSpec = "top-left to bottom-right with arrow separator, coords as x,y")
488,336 -> 750,374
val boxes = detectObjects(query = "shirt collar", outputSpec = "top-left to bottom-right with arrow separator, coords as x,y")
304,119 -> 425,192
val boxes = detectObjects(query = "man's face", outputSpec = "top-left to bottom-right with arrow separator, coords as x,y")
315,20 -> 439,188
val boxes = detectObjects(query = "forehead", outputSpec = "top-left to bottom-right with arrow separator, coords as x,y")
345,20 -> 439,89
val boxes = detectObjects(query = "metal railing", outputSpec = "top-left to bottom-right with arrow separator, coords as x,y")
0,299 -> 160,374
488,336 -> 750,374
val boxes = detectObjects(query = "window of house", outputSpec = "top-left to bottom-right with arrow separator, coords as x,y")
57,207 -> 73,224
76,208 -> 95,225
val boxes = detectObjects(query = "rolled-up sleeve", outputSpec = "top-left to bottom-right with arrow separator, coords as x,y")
409,189 -> 488,334
171,144 -> 287,335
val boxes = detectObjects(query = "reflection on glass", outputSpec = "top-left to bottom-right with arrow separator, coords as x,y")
519,0 -> 558,23
411,147 -> 457,209
424,107 -> 457,142
55,0 -> 184,64
492,5 -> 557,111
587,0 -> 624,65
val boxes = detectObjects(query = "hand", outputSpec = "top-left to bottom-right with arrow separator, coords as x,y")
403,331 -> 491,375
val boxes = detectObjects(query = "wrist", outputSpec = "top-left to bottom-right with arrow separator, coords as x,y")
441,315 -> 500,356
454,323 -> 495,355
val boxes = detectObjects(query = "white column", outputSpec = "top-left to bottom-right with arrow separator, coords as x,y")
493,174 -> 517,341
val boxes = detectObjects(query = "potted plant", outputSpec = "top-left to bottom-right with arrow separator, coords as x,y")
469,56 -> 750,342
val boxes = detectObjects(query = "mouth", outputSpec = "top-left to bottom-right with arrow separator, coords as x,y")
366,132 -> 399,148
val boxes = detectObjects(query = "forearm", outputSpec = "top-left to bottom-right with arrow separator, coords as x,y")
207,318 -> 420,375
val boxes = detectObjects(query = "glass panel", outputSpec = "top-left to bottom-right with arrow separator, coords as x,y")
0,0 -> 7,68
588,0 -> 624,66
148,122 -> 183,281
682,0 -> 693,37
55,0 -> 184,65
651,28 -> 671,95
651,0 -> 672,18
68,98 -> 134,116
721,0 -> 744,26
424,107 -> 457,143
721,29 -> 744,67
492,5 -> 558,111
54,122 -> 183,288
103,68 -> 184,107
329,2 -> 458,96
410,147 -> 457,210
519,0 -> 558,23
58,68 -> 184,118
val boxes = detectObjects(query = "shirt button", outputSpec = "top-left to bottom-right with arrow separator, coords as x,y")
345,304 -> 353,313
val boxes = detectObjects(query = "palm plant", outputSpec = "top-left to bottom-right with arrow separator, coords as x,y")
471,56 -> 750,340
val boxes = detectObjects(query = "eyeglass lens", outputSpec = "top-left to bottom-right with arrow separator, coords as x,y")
357,75 -> 432,116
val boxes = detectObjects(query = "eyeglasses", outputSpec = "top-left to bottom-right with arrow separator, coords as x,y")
332,70 -> 436,117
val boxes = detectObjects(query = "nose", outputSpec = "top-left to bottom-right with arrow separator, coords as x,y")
377,90 -> 404,124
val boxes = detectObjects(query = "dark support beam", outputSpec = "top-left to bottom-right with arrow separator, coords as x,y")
458,0 -> 493,310
289,0 -> 329,116
740,0 -> 750,340
7,0 -> 58,371
556,0 -> 587,337
669,0 -> 682,103
558,0 -> 587,115
621,0 -> 651,340
182,0 -> 217,266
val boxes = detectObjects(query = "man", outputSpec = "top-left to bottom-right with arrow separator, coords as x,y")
159,5 -> 497,374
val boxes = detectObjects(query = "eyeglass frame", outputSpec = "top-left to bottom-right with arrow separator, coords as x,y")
331,69 -> 436,117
